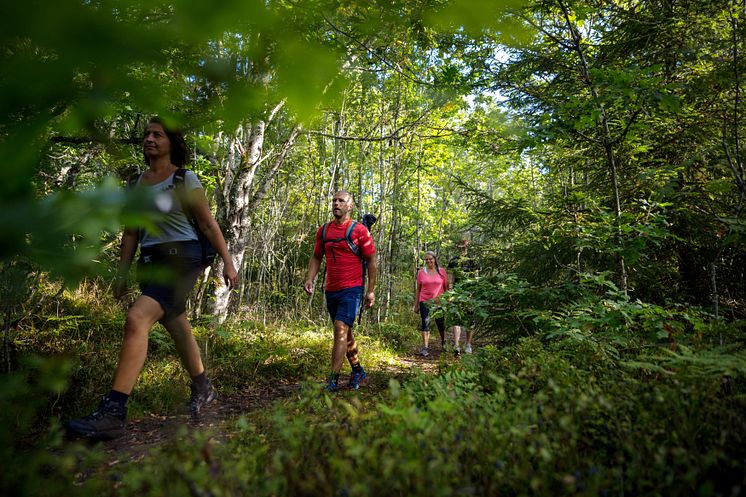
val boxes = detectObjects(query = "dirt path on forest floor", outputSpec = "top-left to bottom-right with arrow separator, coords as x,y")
92,347 -> 454,467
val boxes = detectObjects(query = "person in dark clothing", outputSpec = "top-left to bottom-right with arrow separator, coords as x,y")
66,118 -> 238,440
448,239 -> 479,355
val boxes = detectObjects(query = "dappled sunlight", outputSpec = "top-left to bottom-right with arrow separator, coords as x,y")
4,0 -> 746,495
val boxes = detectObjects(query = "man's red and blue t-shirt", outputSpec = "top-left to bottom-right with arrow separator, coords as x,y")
313,219 -> 376,292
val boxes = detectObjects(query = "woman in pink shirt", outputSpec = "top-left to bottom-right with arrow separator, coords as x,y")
414,251 -> 449,357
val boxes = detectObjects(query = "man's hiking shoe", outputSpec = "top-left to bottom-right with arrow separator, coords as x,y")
454,346 -> 461,357
349,369 -> 368,390
465,343 -> 473,354
189,378 -> 216,415
325,375 -> 339,392
66,396 -> 127,441
419,347 -> 429,357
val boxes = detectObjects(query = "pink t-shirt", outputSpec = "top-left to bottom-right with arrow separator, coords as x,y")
417,267 -> 447,302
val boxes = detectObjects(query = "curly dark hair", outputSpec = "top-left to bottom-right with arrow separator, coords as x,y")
143,116 -> 189,166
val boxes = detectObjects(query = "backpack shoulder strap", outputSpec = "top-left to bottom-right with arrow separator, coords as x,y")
171,168 -> 215,266
345,221 -> 360,257
321,221 -> 362,258
172,167 -> 187,187
345,221 -> 358,243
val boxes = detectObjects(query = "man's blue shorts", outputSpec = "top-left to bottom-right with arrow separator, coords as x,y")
325,286 -> 364,327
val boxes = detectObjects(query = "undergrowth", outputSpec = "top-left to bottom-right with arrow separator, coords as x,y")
96,338 -> 746,497
9,279 -> 408,419
3,277 -> 746,496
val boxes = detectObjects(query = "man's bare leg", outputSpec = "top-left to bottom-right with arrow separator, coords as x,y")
452,325 -> 463,353
332,320 -> 350,372
420,331 -> 430,355
346,326 -> 360,366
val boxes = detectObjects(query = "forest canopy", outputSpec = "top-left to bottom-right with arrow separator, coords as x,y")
4,0 -> 745,316
3,1 -> 746,496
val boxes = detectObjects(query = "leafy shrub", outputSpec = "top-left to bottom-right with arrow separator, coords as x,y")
0,355 -> 105,497
90,336 -> 746,497
438,269 -> 723,359
365,321 -> 416,352
113,424 -> 270,497
8,275 -> 746,497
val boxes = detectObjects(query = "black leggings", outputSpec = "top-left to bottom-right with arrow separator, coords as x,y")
419,301 -> 445,342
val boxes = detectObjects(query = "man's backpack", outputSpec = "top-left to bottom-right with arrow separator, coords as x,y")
128,168 -> 217,268
319,214 -> 377,257
320,220 -> 362,259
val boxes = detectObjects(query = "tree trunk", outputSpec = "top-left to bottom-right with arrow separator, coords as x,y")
207,102 -> 300,322
560,0 -> 629,295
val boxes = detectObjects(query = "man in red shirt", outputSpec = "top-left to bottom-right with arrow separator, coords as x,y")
304,191 -> 377,391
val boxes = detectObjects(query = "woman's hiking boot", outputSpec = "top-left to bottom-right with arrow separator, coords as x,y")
66,396 -> 127,441
188,378 -> 216,415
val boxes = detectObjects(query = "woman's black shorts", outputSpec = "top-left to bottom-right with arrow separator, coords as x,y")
137,241 -> 204,323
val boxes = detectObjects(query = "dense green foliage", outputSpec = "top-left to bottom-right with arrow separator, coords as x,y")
6,316 -> 745,496
4,273 -> 746,496
3,0 -> 746,495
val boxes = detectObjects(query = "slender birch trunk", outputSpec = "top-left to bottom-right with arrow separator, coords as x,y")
207,102 -> 301,322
